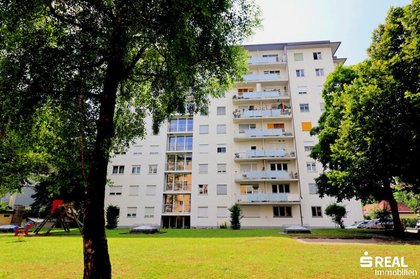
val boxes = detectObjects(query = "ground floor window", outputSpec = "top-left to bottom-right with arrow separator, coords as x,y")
311,206 -> 322,217
273,206 -> 292,217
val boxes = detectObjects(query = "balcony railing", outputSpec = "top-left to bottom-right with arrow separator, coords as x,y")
163,204 -> 191,213
243,74 -> 287,82
236,129 -> 293,138
233,90 -> 289,100
164,183 -> 191,192
238,171 -> 298,180
248,57 -> 287,64
233,108 -> 292,119
239,193 -> 300,203
235,150 -> 295,159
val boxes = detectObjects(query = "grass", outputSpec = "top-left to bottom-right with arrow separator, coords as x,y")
0,228 -> 419,278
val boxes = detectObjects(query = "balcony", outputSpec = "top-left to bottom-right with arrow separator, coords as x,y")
238,193 -> 300,205
242,74 -> 288,83
235,171 -> 298,182
234,150 -> 296,161
232,90 -> 289,103
164,183 -> 191,192
233,108 -> 292,121
234,129 -> 293,141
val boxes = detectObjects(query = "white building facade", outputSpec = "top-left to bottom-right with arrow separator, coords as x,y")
105,41 -> 363,228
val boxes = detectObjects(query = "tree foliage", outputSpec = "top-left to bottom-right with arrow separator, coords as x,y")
229,203 -> 243,230
324,203 -> 346,229
105,205 -> 119,230
0,1 -> 260,277
311,0 -> 420,236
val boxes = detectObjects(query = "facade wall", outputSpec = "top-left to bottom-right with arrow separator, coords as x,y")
105,41 -> 364,228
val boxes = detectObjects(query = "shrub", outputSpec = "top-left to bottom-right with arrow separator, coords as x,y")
106,205 -> 120,229
229,203 -> 242,230
402,218 -> 420,228
325,203 -> 346,229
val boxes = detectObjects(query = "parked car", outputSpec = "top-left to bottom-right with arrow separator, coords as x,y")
345,220 -> 368,229
363,219 -> 393,229
415,220 -> 420,229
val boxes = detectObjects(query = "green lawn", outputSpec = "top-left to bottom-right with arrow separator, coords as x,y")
0,229 -> 419,278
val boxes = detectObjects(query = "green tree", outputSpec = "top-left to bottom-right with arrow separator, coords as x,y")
229,203 -> 243,230
324,203 -> 346,229
311,1 -> 420,237
393,185 -> 420,214
0,1 -> 259,277
105,205 -> 119,230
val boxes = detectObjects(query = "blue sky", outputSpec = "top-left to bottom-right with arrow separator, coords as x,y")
245,0 -> 412,65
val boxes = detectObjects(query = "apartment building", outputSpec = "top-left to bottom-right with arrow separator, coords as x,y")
105,41 -> 363,228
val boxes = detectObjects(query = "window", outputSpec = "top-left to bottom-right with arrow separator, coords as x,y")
217,106 -> 226,115
241,184 -> 260,195
217,145 -> 227,153
299,103 -> 310,112
301,122 -> 312,131
144,207 -> 154,218
109,185 -> 122,195
217,184 -> 227,195
239,123 -> 256,133
146,185 -> 156,196
320,102 -> 325,112
313,52 -> 322,60
306,162 -> 317,172
304,145 -> 314,152
308,183 -> 318,194
217,206 -> 228,218
272,184 -> 290,193
270,163 -> 288,171
267,123 -> 284,130
131,165 -> 141,174
240,163 -> 258,172
198,164 -> 208,174
127,207 -> 137,218
273,206 -> 292,217
199,125 -> 209,134
296,69 -> 305,77
297,86 -> 308,95
315,68 -> 325,77
312,206 -> 322,217
198,207 -> 208,218
264,70 -> 280,75
198,184 -> 208,195
148,164 -> 158,174
217,163 -> 227,173
149,145 -> 159,155
169,118 -> 193,132
112,165 -> 125,174
129,185 -> 139,196
294,53 -> 303,61
198,144 -> 209,154
216,124 -> 227,134
167,154 -> 192,171
168,136 -> 193,151
133,145 -> 143,155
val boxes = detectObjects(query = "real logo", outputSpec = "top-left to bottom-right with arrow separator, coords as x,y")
360,251 -> 408,268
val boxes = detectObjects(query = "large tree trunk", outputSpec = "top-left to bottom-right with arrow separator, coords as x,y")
83,55 -> 125,278
384,180 -> 404,237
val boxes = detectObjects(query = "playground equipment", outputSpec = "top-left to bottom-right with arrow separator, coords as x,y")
14,221 -> 33,237
33,200 -> 83,235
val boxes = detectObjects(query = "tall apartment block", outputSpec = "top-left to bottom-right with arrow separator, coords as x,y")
106,41 -> 363,228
